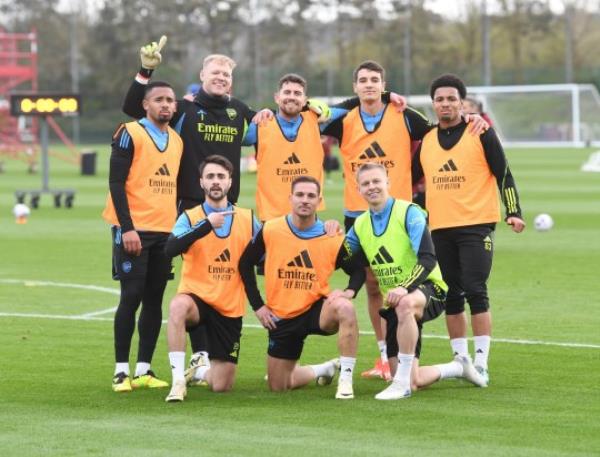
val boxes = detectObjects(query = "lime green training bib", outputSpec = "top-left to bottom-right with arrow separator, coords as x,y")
354,200 -> 447,298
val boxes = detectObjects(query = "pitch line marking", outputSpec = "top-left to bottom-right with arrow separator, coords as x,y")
79,307 -> 118,318
0,279 -> 120,295
1,279 -> 599,350
0,278 -> 119,318
0,312 -> 598,350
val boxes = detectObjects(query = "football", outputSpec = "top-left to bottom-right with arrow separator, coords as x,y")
13,203 -> 31,224
534,213 -> 553,231
13,203 -> 31,218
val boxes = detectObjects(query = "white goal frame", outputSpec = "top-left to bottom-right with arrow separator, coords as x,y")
322,83 -> 600,148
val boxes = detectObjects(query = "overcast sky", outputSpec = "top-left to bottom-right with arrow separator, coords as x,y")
58,0 -> 579,19
426,0 -> 570,19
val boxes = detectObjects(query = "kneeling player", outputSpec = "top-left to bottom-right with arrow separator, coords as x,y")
239,176 -> 364,399
164,156 -> 259,402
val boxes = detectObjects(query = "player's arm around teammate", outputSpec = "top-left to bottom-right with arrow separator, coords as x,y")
413,74 -> 525,386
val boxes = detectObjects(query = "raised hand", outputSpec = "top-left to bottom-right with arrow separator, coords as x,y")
140,35 -> 167,70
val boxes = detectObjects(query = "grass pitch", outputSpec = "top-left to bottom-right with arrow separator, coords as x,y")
0,146 -> 599,456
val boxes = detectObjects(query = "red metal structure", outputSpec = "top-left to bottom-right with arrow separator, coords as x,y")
0,28 -> 39,168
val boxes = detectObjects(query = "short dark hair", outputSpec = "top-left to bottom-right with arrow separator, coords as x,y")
291,175 -> 321,195
198,155 -> 234,177
278,73 -> 307,92
429,74 -> 467,100
353,60 -> 385,82
144,81 -> 174,98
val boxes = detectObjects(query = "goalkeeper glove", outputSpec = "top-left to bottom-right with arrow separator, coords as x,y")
140,35 -> 167,70
307,98 -> 332,123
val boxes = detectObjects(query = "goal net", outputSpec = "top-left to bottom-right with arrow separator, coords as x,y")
407,84 -> 600,148
322,83 -> 600,148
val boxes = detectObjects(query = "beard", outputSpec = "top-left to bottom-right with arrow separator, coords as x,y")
205,186 -> 227,201
279,102 -> 302,117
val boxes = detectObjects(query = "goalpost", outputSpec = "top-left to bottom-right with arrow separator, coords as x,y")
407,84 -> 600,148
322,83 -> 600,148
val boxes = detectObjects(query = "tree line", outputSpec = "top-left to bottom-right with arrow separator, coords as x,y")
2,0 -> 599,142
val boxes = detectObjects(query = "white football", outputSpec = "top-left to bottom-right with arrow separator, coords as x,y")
534,213 -> 553,232
13,203 -> 31,218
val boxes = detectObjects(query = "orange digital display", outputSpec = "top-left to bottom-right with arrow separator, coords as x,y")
10,93 -> 81,116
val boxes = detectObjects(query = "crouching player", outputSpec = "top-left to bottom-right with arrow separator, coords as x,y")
348,163 -> 486,400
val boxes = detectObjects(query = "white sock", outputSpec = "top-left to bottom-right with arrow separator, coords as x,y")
191,351 -> 210,363
169,351 -> 186,383
194,365 -> 210,382
192,351 -> 211,381
339,356 -> 356,382
115,363 -> 129,376
134,362 -> 151,377
473,335 -> 491,368
435,360 -> 463,380
393,353 -> 414,387
377,340 -> 388,363
310,360 -> 337,378
450,338 -> 469,357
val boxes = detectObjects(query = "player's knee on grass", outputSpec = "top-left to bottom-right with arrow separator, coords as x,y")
267,371 -> 292,392
210,377 -> 234,393
208,362 -> 236,392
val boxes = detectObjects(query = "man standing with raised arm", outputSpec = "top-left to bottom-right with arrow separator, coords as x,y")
123,37 -> 255,207
122,37 -> 262,378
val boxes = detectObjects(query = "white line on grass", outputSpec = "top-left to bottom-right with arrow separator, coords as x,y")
79,307 -> 118,317
1,279 -> 599,350
1,311 -> 599,350
0,279 -> 120,296
0,278 -> 118,318
0,312 -> 113,321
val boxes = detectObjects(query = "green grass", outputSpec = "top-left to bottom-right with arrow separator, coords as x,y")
1,146 -> 599,456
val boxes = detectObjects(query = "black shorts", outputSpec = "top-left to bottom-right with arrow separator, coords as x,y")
267,299 -> 331,360
187,294 -> 242,364
379,281 -> 446,359
111,228 -> 173,281
431,224 -> 494,315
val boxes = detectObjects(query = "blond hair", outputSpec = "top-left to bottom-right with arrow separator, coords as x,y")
356,162 -> 387,181
203,54 -> 236,70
